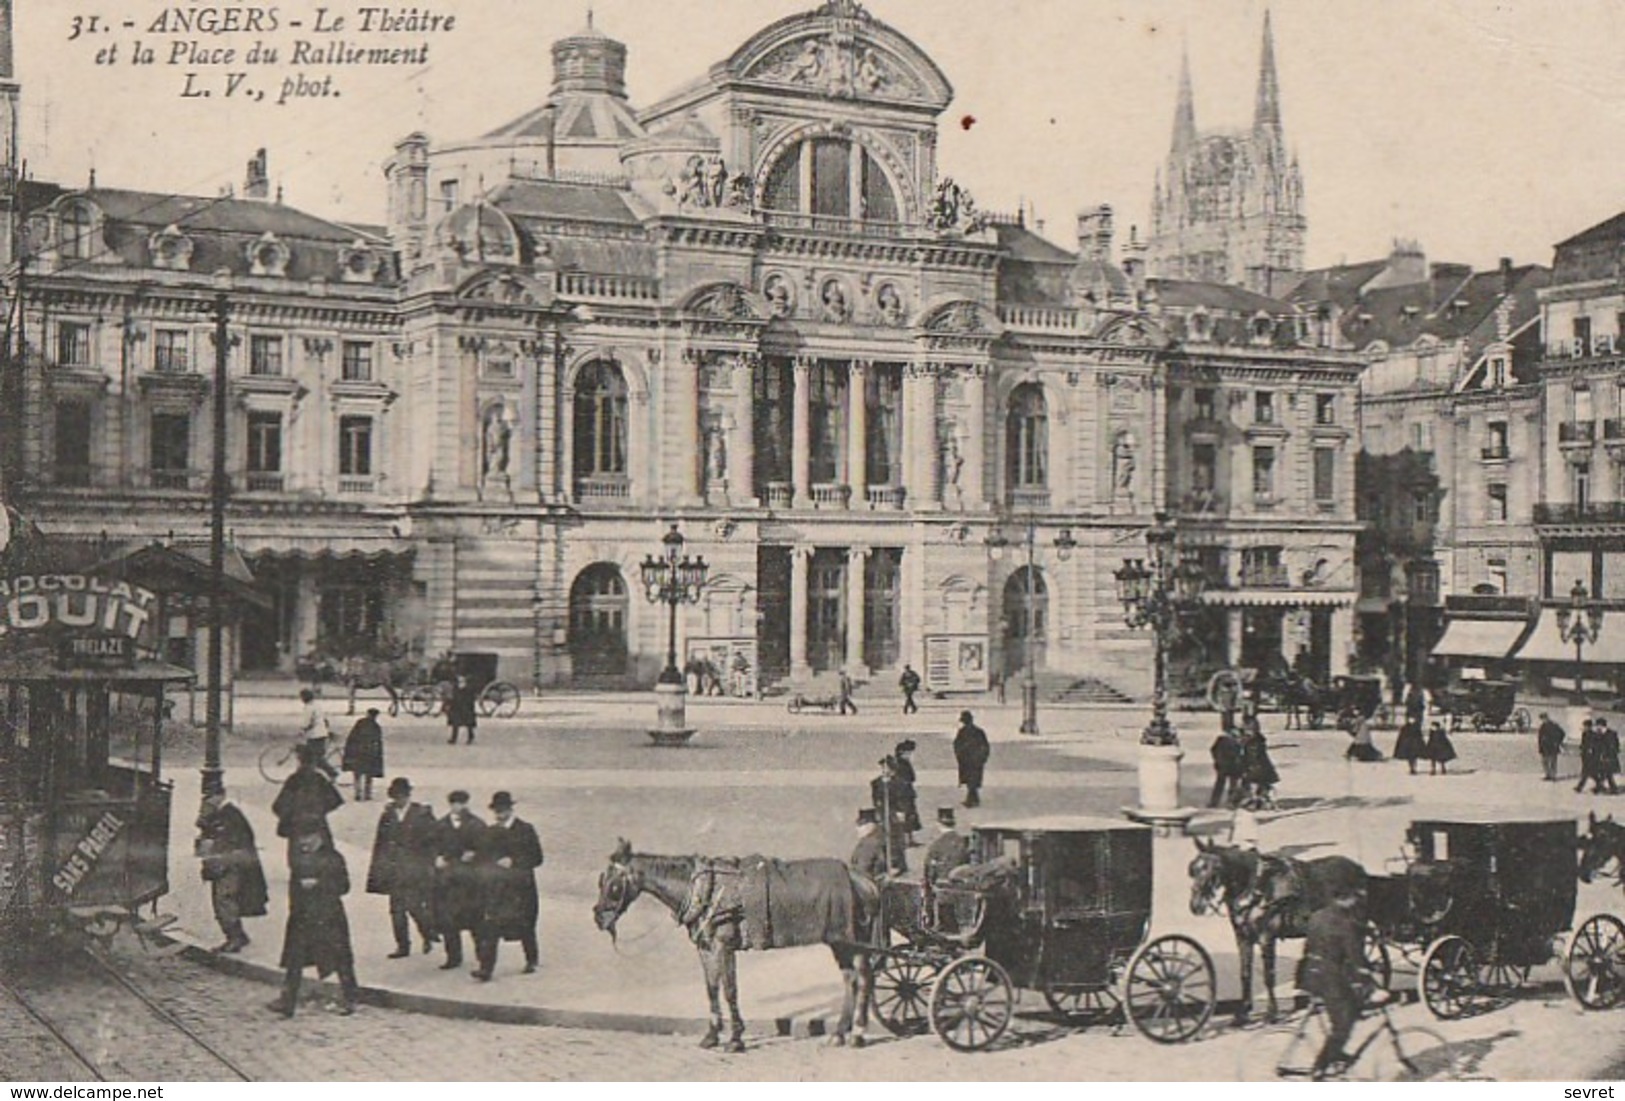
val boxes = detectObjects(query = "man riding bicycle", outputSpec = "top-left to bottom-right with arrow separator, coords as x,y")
1296,877 -> 1381,1079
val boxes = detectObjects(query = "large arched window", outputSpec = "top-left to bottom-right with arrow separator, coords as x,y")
763,138 -> 899,223
573,361 -> 628,492
568,564 -> 628,678
60,204 -> 94,261
1006,383 -> 1048,491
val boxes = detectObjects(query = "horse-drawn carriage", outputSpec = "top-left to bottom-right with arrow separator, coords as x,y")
1364,817 -> 1596,1018
1206,668 -> 1388,730
870,816 -> 1217,1050
398,651 -> 522,719
1428,679 -> 1531,733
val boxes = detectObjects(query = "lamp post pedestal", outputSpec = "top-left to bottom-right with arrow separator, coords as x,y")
649,681 -> 694,746
1019,681 -> 1040,735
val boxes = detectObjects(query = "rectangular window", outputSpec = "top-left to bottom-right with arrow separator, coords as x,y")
1575,315 -> 1593,353
54,401 -> 92,486
864,365 -> 903,487
339,415 -> 373,476
810,138 -> 852,220
1254,391 -> 1275,424
1577,385 -> 1595,424
247,411 -> 282,473
341,341 -> 374,382
249,335 -> 284,377
1412,490 -> 1433,523
1485,420 -> 1509,459
1252,446 -> 1275,499
1194,388 -> 1216,422
154,330 -> 189,373
439,179 -> 460,211
150,412 -> 190,486
807,362 -> 848,484
57,322 -> 91,367
1576,462 -> 1592,511
752,358 -> 793,488
1487,483 -> 1509,522
1315,394 -> 1336,426
1313,447 -> 1336,502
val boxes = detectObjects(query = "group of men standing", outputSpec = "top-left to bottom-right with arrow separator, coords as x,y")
193,748 -> 545,1018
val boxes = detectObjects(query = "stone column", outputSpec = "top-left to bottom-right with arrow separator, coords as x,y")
847,546 -> 869,676
792,356 -> 813,507
673,350 -> 702,506
1330,606 -> 1353,675
962,364 -> 987,510
790,545 -> 811,680
1227,608 -> 1245,668
731,353 -> 756,505
907,365 -> 940,511
848,360 -> 869,508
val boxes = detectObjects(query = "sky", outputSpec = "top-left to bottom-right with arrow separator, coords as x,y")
16,0 -> 1625,273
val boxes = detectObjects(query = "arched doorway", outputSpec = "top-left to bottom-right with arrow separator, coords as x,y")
569,564 -> 628,678
1001,566 -> 1047,676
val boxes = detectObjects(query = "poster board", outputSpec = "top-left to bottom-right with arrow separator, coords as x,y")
925,634 -> 990,693
684,637 -> 759,698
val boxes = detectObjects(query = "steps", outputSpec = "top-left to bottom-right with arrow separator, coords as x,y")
1051,676 -> 1136,705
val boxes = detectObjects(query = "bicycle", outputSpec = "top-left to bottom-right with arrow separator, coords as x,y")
1235,993 -> 1467,1082
258,736 -> 343,785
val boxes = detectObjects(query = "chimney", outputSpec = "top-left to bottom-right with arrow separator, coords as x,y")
1076,204 -> 1115,263
244,148 -> 269,200
1123,224 -> 1149,296
1499,256 -> 1514,294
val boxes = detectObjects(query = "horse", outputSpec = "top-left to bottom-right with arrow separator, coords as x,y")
1188,838 -> 1367,1023
1580,812 -> 1625,888
592,839 -> 883,1052
337,654 -> 417,717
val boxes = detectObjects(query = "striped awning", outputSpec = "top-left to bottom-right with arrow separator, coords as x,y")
1200,589 -> 1355,608
235,534 -> 412,560
1514,609 -> 1625,665
1431,618 -> 1528,660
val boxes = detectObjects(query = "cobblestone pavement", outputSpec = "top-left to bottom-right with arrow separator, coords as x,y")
3,939 -> 1620,1082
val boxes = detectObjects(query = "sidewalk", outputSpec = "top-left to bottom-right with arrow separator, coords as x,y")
160,706 -> 1625,1037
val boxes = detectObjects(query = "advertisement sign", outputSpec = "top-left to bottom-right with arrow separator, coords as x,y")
925,634 -> 991,693
685,637 -> 759,698
47,805 -> 130,904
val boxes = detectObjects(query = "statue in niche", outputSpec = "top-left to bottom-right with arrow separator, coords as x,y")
940,426 -> 964,509
1113,430 -> 1136,496
482,405 -> 513,485
820,279 -> 850,323
706,155 -> 729,208
706,422 -> 729,491
876,283 -> 905,326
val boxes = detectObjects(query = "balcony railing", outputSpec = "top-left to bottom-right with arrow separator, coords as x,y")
996,305 -> 1084,332
810,483 -> 851,508
1606,419 -> 1625,443
338,475 -> 377,495
243,471 -> 286,493
1559,420 -> 1596,445
760,211 -> 908,239
1008,487 -> 1051,510
865,485 -> 906,510
1480,445 -> 1510,461
574,476 -> 630,501
1180,489 -> 1223,515
557,272 -> 661,302
1238,564 -> 1292,589
1534,501 -> 1625,524
762,482 -> 794,510
147,468 -> 197,491
1252,492 -> 1279,510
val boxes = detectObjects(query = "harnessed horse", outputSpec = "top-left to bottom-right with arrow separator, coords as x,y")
1189,838 -> 1366,1023
592,839 -> 883,1052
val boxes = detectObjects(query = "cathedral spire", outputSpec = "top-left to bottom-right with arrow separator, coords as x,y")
1254,10 -> 1281,132
1171,44 -> 1196,153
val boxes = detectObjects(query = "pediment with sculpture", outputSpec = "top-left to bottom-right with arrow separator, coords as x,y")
1093,314 -> 1172,350
726,0 -> 952,109
456,271 -> 553,308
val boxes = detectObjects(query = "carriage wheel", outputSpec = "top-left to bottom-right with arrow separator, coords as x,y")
479,681 -> 522,718
1419,935 -> 1480,1019
405,685 -> 439,718
1513,708 -> 1533,733
1042,982 -> 1118,1024
257,743 -> 299,785
1564,913 -> 1625,1010
1363,927 -> 1393,992
1475,959 -> 1530,996
1471,713 -> 1490,732
1123,934 -> 1216,1044
1367,1027 -> 1466,1081
928,956 -> 1014,1052
871,955 -> 936,1036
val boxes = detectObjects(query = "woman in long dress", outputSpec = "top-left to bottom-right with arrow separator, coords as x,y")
1392,717 -> 1426,774
1425,721 -> 1458,775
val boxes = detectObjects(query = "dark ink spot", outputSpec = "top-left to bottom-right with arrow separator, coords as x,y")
960,114 -> 976,131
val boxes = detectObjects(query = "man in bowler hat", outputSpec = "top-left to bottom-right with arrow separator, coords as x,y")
473,791 -> 544,980
923,807 -> 971,884
431,790 -> 486,970
367,777 -> 438,958
953,710 -> 991,808
849,807 -> 889,879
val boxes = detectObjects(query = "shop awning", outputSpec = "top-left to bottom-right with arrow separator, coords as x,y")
1431,618 -> 1528,660
1513,609 -> 1625,665
235,534 -> 413,560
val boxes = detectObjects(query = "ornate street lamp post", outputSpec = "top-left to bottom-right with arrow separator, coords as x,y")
1557,579 -> 1605,700
640,522 -> 708,744
987,522 -> 1076,735
1114,513 -> 1206,827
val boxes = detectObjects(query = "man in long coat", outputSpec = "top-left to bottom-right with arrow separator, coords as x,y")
1577,719 -> 1601,794
1597,717 -> 1622,795
923,807 -> 971,883
366,777 -> 437,958
953,710 -> 991,808
269,826 -> 359,1017
849,808 -> 889,879
196,791 -> 268,954
473,791 -> 543,980
1536,712 -> 1566,782
271,743 -> 343,859
431,790 -> 486,970
445,675 -> 478,745
341,708 -> 386,802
